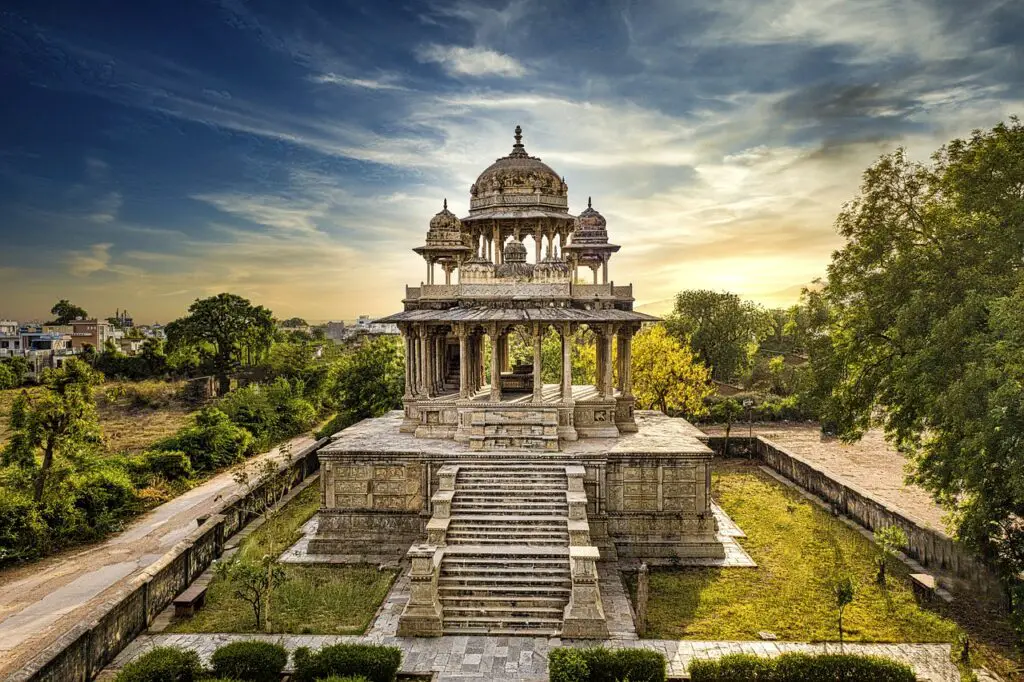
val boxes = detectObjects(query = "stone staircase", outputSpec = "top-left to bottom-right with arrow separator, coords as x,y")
438,465 -> 571,635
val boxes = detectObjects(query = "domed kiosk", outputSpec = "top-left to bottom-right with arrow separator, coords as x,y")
311,127 -> 729,639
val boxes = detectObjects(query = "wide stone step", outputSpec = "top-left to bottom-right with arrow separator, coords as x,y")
443,605 -> 564,616
442,544 -> 569,556
446,524 -> 569,536
438,595 -> 568,608
439,575 -> 572,587
440,561 -> 569,573
446,525 -> 567,535
452,499 -> 567,506
442,556 -> 569,568
439,584 -> 572,597
442,615 -> 564,629
455,486 -> 566,492
448,515 -> 567,524
447,537 -> 566,547
442,626 -> 561,636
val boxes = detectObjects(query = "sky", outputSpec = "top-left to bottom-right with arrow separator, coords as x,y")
1,0 -> 1022,324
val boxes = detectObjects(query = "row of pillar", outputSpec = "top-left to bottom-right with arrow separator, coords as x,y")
404,322 -> 635,404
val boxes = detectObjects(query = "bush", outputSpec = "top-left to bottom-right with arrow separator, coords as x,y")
315,412 -> 357,440
66,465 -> 138,535
153,407 -> 254,472
0,484 -> 47,563
292,643 -> 402,682
115,647 -> 203,682
210,640 -> 288,682
688,652 -> 916,681
317,677 -> 370,682
548,647 -> 665,682
548,648 -> 589,682
219,379 -> 318,448
143,450 -> 194,481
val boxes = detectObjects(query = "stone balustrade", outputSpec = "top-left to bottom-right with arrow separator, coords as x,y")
397,544 -> 444,637
562,546 -> 610,638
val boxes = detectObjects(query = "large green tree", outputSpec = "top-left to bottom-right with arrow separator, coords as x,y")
332,336 -> 404,425
165,293 -> 275,395
49,299 -> 88,325
816,118 -> 1024,609
2,359 -> 103,502
631,324 -> 713,414
664,290 -> 774,381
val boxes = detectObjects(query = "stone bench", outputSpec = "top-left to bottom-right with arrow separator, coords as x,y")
172,582 -> 209,617
910,573 -> 937,603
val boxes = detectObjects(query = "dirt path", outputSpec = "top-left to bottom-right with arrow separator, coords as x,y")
0,433 -> 316,678
703,423 -> 949,533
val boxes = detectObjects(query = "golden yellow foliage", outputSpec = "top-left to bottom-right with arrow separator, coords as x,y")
631,323 -> 712,414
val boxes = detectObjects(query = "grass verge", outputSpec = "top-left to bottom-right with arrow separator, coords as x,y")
632,460 -> 1022,678
169,483 -> 396,635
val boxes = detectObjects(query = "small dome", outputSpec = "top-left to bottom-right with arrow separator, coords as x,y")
426,198 -> 463,246
570,197 -> 609,245
534,255 -> 571,283
495,237 -> 534,280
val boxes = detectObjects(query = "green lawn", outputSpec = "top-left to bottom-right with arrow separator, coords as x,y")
637,461 -> 1022,678
169,483 -> 397,635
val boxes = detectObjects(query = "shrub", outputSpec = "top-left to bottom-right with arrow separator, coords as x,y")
0,485 -> 47,563
548,647 -> 589,682
315,412 -> 357,440
209,640 -> 288,682
548,647 -> 665,682
688,652 -> 916,681
317,677 -> 370,682
292,643 -> 402,682
115,647 -> 203,682
154,407 -> 254,472
66,465 -> 138,535
143,450 -> 194,481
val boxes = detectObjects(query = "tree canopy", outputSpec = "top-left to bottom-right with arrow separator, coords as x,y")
166,293 -> 275,394
814,118 -> 1024,600
49,299 -> 88,325
2,359 -> 103,501
665,290 -> 774,381
631,323 -> 713,414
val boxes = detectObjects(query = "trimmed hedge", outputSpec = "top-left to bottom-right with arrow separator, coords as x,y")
209,640 -> 288,682
292,643 -> 402,682
548,647 -> 666,682
115,647 -> 203,682
688,652 -> 917,681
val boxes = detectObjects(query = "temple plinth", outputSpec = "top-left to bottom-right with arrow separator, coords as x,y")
312,127 -> 727,638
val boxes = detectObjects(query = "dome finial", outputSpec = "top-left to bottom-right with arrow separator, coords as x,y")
588,196 -> 592,209
514,124 -> 522,146
443,198 -> 447,210
510,124 -> 528,157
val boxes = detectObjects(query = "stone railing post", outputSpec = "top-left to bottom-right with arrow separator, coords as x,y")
562,546 -> 609,638
636,561 -> 649,637
431,490 -> 453,518
397,543 -> 444,636
437,465 -> 459,492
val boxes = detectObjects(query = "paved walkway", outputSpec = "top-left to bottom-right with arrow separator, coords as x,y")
107,633 -> 958,682
0,434 -> 316,678
704,424 -> 948,533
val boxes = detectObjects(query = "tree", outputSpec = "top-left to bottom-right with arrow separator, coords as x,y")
874,525 -> 908,585
166,293 -> 276,395
279,317 -> 308,328
49,299 -> 88,325
332,337 -> 404,425
631,324 -> 713,415
833,575 -> 855,649
718,398 -> 744,456
0,363 -> 17,390
2,359 -> 103,502
214,554 -> 286,631
815,119 -> 1024,612
664,290 -> 774,381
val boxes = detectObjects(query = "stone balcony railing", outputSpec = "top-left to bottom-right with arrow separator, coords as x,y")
406,282 -> 632,302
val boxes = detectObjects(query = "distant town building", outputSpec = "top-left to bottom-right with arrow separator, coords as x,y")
110,309 -> 135,329
326,321 -> 346,342
69,318 -> 114,351
0,320 -> 18,337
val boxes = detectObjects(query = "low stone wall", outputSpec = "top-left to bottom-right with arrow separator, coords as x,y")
11,437 -> 327,682
752,437 -> 1001,596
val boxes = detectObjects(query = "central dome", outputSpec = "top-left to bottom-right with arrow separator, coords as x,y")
468,125 -> 568,213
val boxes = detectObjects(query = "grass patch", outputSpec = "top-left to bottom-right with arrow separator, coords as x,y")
0,380 -> 194,454
635,460 -> 1022,677
169,483 -> 396,635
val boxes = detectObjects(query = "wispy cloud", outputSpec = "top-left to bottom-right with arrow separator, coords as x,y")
309,73 -> 408,90
415,44 -> 527,77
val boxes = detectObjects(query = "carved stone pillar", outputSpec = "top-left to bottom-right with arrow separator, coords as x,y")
561,324 -> 573,400
602,255 -> 609,284
532,323 -> 543,403
419,326 -> 431,398
492,225 -> 501,265
403,330 -> 413,399
602,324 -> 615,397
458,327 -> 469,399
595,332 -> 605,396
489,326 -> 501,402
622,328 -> 633,396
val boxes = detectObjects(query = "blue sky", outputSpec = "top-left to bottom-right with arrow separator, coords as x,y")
1,0 -> 1021,323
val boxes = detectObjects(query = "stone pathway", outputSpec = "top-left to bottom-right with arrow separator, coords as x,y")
107,633 -> 958,681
